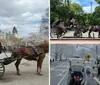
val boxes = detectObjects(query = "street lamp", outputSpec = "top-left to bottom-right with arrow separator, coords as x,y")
96,45 -> 99,68
90,2 -> 92,13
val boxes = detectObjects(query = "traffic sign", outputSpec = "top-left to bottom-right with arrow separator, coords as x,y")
86,55 -> 91,61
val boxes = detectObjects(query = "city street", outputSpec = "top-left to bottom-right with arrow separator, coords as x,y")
50,60 -> 99,85
51,60 -> 69,85
0,53 -> 49,85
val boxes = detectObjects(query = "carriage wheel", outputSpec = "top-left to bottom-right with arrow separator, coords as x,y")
74,32 -> 77,38
0,62 -> 5,78
50,28 -> 58,38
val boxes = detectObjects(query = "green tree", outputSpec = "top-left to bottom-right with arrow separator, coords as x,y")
71,2 -> 83,14
56,4 -> 70,24
70,2 -> 83,24
50,0 -> 62,24
92,6 -> 100,25
95,0 -> 100,5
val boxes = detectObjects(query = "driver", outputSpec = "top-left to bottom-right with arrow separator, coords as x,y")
71,71 -> 83,81
70,18 -> 78,29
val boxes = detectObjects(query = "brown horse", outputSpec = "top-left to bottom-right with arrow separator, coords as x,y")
11,41 -> 49,75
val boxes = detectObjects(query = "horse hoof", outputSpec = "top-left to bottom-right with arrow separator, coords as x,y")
37,72 -> 42,76
17,73 -> 21,75
38,73 -> 42,76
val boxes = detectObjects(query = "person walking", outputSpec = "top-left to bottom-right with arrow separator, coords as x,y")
0,42 -> 2,54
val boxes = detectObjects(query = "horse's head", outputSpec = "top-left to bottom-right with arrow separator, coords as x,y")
39,41 -> 49,53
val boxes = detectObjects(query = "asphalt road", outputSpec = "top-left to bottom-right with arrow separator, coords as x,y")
50,60 -> 99,85
50,60 -> 69,85
0,52 -> 49,85
51,30 -> 99,39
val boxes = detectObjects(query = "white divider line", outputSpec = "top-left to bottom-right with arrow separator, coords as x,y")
57,70 -> 68,85
58,71 -> 65,76
51,71 -> 67,79
93,77 -> 100,85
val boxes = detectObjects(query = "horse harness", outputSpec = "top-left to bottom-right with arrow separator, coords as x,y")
20,45 -> 45,57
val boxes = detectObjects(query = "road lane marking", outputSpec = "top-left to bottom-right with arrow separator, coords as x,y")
57,70 -> 68,85
51,71 -> 67,79
93,77 -> 100,85
58,71 -> 65,76
51,65 -> 60,70
51,65 -> 69,72
51,74 -> 62,79
51,63 -> 69,70
66,65 -> 69,68
62,65 -> 67,68
51,69 -> 68,71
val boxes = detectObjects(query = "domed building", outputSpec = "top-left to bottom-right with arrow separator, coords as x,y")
6,26 -> 21,46
12,26 -> 20,39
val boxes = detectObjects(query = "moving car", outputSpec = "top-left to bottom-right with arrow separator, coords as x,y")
68,57 -> 86,85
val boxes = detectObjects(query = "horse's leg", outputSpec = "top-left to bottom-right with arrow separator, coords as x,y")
98,30 -> 100,38
15,58 -> 22,75
37,54 -> 45,75
37,60 -> 40,74
88,30 -> 91,38
37,59 -> 42,75
39,58 -> 44,74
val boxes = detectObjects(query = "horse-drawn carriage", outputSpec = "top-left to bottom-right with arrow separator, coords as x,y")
0,41 -> 49,79
50,20 -> 89,39
68,57 -> 86,85
0,57 -> 15,78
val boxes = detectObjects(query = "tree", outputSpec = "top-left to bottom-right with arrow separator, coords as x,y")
95,0 -> 100,5
56,4 -> 70,24
50,0 -> 84,25
92,6 -> 100,25
40,8 -> 49,36
50,0 -> 63,24
71,2 -> 83,14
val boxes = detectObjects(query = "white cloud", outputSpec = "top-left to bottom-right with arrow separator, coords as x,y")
0,24 -> 40,37
71,0 -> 81,4
83,6 -> 91,13
0,0 -> 48,37
83,4 -> 98,13
71,0 -> 98,13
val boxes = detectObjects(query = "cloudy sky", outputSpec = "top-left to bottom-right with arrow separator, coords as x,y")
0,0 -> 49,37
71,0 -> 98,13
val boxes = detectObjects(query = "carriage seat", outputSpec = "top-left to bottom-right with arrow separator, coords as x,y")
20,47 -> 38,56
20,49 -> 27,54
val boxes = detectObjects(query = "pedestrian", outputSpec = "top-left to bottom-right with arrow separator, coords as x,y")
0,42 -> 2,54
97,65 -> 100,77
